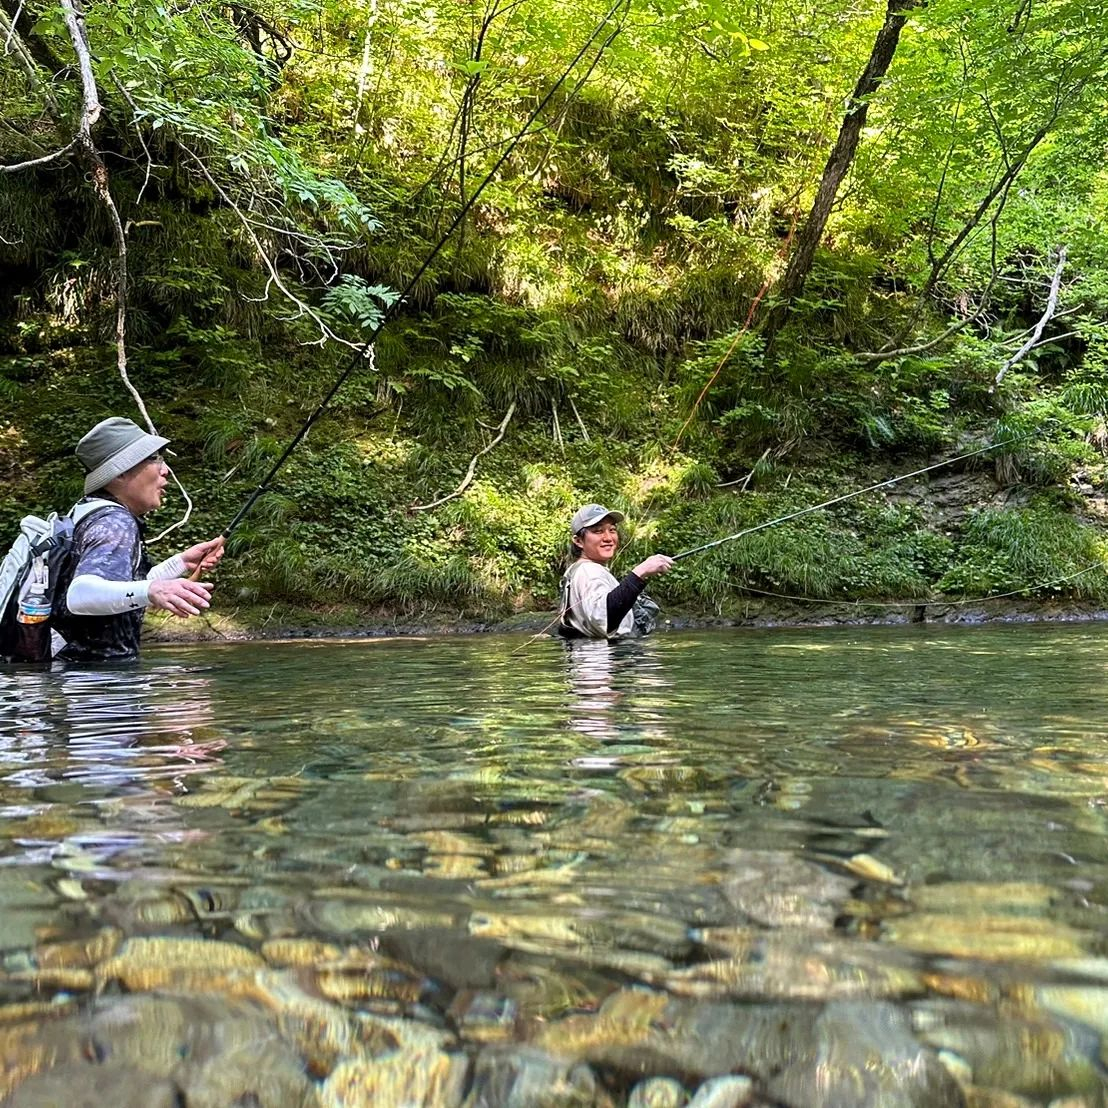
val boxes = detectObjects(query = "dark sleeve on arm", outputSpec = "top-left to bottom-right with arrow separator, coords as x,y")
606,572 -> 645,632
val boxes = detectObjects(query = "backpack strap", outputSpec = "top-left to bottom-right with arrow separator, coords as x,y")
70,497 -> 123,527
24,500 -> 116,557
50,500 -> 132,607
28,533 -> 57,557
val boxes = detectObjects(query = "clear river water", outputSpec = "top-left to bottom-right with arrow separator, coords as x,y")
2,624 -> 1108,1106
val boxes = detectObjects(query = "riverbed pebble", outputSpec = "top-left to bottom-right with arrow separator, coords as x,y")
627,1075 -> 688,1108
3,1062 -> 181,1108
685,1075 -> 755,1108
462,1045 -> 603,1108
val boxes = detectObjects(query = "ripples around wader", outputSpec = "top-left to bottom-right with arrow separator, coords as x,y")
2,624 -> 1108,1106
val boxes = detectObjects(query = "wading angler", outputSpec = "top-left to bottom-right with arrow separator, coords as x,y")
1,417 -> 224,664
558,503 -> 674,639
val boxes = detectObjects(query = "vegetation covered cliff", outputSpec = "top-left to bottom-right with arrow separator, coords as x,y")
3,0 -> 1108,626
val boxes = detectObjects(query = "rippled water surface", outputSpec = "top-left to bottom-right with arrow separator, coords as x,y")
3,625 -> 1108,1106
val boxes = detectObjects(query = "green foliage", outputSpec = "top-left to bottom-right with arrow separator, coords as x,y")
3,0 -> 1108,626
993,394 -> 1099,484
653,492 -> 953,612
321,278 -> 399,334
938,503 -> 1108,599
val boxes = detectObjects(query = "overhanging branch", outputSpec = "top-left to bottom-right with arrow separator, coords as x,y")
411,402 -> 516,512
991,245 -> 1068,392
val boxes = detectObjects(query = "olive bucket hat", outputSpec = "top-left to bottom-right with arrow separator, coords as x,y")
570,503 -> 625,535
77,417 -> 170,495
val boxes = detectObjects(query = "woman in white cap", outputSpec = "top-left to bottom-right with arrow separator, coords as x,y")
52,417 -> 224,662
558,503 -> 673,639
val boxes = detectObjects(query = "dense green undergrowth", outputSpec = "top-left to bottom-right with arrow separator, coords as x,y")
3,0 -> 1108,626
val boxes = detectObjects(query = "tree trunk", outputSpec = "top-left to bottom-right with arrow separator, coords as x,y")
761,0 -> 922,355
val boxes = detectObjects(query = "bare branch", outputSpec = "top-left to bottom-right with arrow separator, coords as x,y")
1008,0 -> 1032,33
855,310 -> 982,363
567,394 -> 590,442
979,85 -> 1010,170
857,257 -> 1003,363
178,141 -> 368,354
148,463 -> 194,544
991,245 -> 1067,391
881,86 -> 1076,354
551,397 -> 564,452
51,0 -> 157,435
411,402 -> 516,511
111,75 -> 159,207
717,448 -> 771,491
0,138 -> 79,173
2,0 -> 24,51
59,0 -> 100,138
1013,328 -> 1081,348
925,46 -> 969,269
353,0 -> 379,120
228,3 -> 295,68
997,305 -> 1082,344
918,78 -> 1082,305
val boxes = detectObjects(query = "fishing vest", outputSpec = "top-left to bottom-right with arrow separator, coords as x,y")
52,502 -> 151,663
559,560 -> 660,638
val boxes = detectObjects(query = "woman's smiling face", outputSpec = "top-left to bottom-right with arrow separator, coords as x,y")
574,518 -> 620,564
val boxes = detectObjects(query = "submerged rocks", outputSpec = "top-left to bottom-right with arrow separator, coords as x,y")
4,906 -> 1101,1108
3,1063 -> 181,1108
721,850 -> 856,930
884,913 -> 1087,962
535,989 -> 964,1106
627,1076 -> 687,1108
685,1076 -> 754,1108
764,1000 -> 965,1107
379,927 -> 506,991
0,993 -> 321,1107
450,990 -> 520,1044
666,928 -> 922,1001
95,935 -> 264,990
914,998 -> 1105,1101
3,821 -> 1102,1108
320,1017 -> 468,1108
462,1046 -> 604,1108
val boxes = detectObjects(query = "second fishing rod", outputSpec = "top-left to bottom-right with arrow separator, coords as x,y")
667,415 -> 1089,563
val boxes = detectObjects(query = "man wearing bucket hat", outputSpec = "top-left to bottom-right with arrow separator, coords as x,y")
558,503 -> 673,639
51,417 -> 224,662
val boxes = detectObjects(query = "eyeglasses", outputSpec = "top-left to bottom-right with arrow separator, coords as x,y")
143,452 -> 165,466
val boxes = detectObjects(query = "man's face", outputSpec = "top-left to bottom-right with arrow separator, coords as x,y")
107,452 -> 168,516
574,518 -> 620,564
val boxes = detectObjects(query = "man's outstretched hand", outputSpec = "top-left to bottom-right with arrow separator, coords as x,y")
148,578 -> 213,618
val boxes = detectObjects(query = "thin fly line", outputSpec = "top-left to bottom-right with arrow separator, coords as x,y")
672,429 -> 1044,561
708,563 -> 1103,609
669,216 -> 799,454
513,416 -> 1099,649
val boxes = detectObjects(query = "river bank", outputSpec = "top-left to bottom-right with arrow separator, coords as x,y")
143,595 -> 1108,646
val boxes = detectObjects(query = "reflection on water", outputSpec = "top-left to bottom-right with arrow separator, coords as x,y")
2,625 -> 1108,1105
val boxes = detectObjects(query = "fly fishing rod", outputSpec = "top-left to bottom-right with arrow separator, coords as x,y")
219,0 -> 631,542
671,427 -> 1051,561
